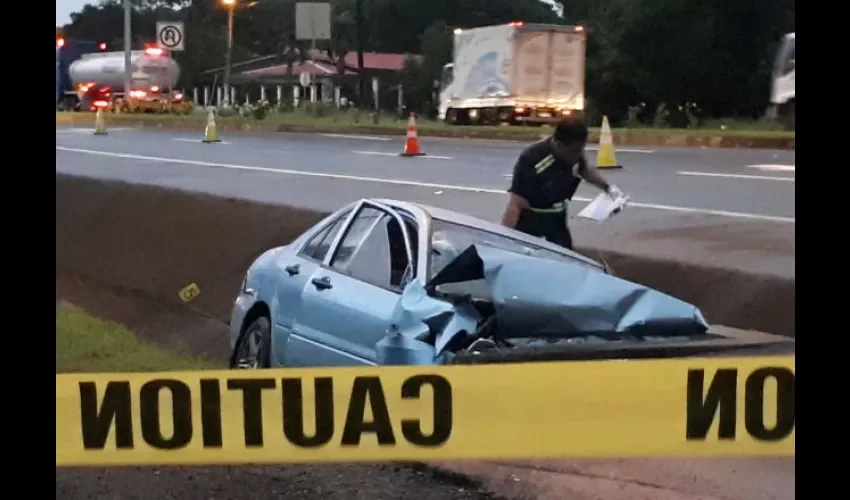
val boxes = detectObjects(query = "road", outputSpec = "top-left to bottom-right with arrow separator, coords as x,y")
55,126 -> 795,500
56,126 -> 795,277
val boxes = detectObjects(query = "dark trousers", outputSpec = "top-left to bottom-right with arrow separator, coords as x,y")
516,212 -> 573,250
548,225 -> 573,250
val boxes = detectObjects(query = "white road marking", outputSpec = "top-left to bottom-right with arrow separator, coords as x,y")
55,146 -> 795,223
748,164 -> 795,172
352,150 -> 454,160
322,133 -> 392,141
56,127 -> 135,134
173,138 -> 232,145
678,171 -> 795,182
586,146 -> 655,154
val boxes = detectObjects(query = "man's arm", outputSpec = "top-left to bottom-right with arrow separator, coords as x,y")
502,193 -> 529,228
575,154 -> 611,192
502,154 -> 534,228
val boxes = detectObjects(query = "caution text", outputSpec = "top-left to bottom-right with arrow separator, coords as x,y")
686,366 -> 794,441
78,374 -> 453,451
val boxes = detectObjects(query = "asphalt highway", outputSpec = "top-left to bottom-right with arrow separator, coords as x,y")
55,125 -> 795,500
56,126 -> 795,277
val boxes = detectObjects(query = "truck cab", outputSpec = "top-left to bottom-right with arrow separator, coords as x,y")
770,32 -> 795,130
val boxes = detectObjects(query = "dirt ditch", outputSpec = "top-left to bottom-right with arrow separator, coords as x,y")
56,173 -> 794,500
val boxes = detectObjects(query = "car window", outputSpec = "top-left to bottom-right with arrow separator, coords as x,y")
330,206 -> 413,290
298,209 -> 351,262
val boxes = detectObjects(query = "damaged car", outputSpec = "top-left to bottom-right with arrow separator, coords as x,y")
229,198 -> 762,369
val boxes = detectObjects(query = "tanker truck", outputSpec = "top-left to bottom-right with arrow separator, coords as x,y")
56,38 -> 182,111
438,22 -> 586,126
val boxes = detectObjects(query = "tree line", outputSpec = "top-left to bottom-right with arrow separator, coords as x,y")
60,0 -> 794,125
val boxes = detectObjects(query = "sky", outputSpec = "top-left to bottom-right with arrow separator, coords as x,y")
57,0 -> 91,26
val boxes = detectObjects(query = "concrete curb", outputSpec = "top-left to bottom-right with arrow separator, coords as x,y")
56,112 -> 795,150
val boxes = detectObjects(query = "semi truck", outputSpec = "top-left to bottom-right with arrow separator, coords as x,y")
438,22 -> 586,126
769,32 -> 795,131
56,38 -> 101,109
56,37 -> 183,111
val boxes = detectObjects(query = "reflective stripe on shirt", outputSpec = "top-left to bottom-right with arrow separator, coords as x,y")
528,200 -> 568,213
534,154 -> 556,174
530,154 -> 566,212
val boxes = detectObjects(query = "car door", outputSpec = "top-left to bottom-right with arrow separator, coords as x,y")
271,209 -> 352,366
293,202 -> 416,366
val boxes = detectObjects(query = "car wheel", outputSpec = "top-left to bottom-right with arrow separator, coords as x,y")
230,316 -> 271,369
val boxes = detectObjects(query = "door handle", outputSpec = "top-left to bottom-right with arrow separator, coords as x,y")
311,276 -> 332,290
285,264 -> 300,276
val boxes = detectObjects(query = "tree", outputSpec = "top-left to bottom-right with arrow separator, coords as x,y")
554,0 -> 795,121
63,0 -> 795,119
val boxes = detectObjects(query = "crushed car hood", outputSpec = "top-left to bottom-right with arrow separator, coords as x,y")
426,244 -> 709,338
377,244 -> 709,365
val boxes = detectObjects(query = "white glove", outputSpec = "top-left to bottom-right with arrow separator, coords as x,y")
606,185 -> 628,214
606,184 -> 625,200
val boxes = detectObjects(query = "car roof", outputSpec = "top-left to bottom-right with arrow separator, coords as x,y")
371,198 -> 604,269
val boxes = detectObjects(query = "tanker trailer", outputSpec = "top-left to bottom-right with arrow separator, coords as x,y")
68,46 -> 182,110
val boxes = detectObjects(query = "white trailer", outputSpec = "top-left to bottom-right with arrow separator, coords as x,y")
769,32 -> 795,131
438,22 -> 586,126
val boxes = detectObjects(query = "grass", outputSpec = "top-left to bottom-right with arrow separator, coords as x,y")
56,301 -> 217,373
56,108 -> 795,138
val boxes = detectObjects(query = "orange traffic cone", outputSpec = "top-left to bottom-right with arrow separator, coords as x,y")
399,112 -> 426,157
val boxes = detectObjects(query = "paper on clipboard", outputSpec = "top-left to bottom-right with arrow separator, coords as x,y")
577,192 -> 629,221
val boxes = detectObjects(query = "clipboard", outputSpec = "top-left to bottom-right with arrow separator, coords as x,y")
576,192 -> 630,221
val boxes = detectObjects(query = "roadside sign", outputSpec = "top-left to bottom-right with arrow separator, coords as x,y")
156,21 -> 185,51
295,3 -> 331,41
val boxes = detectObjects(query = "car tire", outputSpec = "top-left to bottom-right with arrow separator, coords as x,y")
230,316 -> 272,369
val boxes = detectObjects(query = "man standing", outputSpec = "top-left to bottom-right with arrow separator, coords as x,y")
501,117 -> 623,250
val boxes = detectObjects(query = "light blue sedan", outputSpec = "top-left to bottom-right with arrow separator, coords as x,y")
228,198 -> 712,369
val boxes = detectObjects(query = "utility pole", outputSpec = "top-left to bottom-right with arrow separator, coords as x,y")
355,0 -> 365,105
223,0 -> 236,106
123,0 -> 132,100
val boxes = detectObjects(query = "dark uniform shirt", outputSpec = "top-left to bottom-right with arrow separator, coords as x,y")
507,139 -> 588,249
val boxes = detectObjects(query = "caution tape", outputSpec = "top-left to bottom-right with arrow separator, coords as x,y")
56,356 -> 794,466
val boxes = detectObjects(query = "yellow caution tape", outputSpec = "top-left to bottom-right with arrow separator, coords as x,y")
56,355 -> 794,466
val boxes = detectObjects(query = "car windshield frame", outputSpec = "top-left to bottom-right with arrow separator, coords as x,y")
427,217 -> 598,279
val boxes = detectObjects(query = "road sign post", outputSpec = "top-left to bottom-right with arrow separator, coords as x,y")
156,21 -> 185,52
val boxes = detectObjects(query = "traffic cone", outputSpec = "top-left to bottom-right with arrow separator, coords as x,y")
202,109 -> 222,143
93,108 -> 108,135
596,116 -> 621,169
399,112 -> 425,157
